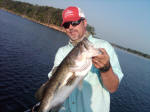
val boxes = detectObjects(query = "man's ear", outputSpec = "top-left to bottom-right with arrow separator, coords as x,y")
83,19 -> 87,27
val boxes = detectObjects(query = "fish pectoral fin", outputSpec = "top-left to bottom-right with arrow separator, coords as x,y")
66,72 -> 78,86
54,82 -> 61,93
35,81 -> 49,101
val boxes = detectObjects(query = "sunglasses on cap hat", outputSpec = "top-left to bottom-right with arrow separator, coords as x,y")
63,18 -> 85,29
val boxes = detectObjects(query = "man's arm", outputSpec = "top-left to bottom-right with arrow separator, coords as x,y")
92,48 -> 120,93
100,66 -> 119,93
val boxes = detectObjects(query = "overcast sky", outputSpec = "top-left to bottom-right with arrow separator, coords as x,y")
15,0 -> 150,54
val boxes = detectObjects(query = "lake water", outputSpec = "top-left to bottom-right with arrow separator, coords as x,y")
0,9 -> 150,112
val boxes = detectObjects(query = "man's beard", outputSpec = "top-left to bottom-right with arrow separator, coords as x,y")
69,31 -> 90,46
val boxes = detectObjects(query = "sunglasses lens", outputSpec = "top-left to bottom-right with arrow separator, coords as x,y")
63,22 -> 71,29
63,18 -> 84,29
72,21 -> 80,26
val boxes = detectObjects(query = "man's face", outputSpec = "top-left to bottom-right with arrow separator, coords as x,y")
64,19 -> 87,41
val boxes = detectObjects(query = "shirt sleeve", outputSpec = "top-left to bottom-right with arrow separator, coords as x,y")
104,41 -> 124,82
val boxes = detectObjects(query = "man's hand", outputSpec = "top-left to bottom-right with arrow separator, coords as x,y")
92,48 -> 110,69
92,48 -> 119,93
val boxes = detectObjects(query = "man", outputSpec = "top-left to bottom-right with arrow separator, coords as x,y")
48,6 -> 124,112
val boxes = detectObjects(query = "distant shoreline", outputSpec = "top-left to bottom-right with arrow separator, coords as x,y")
111,43 -> 150,60
0,8 -> 65,33
1,8 -> 150,60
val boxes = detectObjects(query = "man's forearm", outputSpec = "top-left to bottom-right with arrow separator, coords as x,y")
100,66 -> 119,93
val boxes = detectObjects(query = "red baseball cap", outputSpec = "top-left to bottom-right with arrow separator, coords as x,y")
62,6 -> 85,26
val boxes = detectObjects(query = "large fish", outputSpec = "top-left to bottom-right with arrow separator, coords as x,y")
35,38 -> 100,112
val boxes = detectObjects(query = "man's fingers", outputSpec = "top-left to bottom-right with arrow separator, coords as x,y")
99,48 -> 107,55
92,57 -> 105,69
93,61 -> 104,69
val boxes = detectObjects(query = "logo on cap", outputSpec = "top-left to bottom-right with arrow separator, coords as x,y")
64,10 -> 74,18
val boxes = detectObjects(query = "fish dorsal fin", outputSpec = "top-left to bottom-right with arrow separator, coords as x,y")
35,66 -> 58,101
35,81 -> 49,101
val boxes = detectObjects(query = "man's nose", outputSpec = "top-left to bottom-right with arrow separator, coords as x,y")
69,24 -> 74,29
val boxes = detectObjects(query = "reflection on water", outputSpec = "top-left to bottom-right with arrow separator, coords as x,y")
0,9 -> 150,112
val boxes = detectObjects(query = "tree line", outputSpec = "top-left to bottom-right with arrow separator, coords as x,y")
111,43 -> 150,59
0,0 -> 95,35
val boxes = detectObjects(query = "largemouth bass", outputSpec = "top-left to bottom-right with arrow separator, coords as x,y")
35,38 -> 100,112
